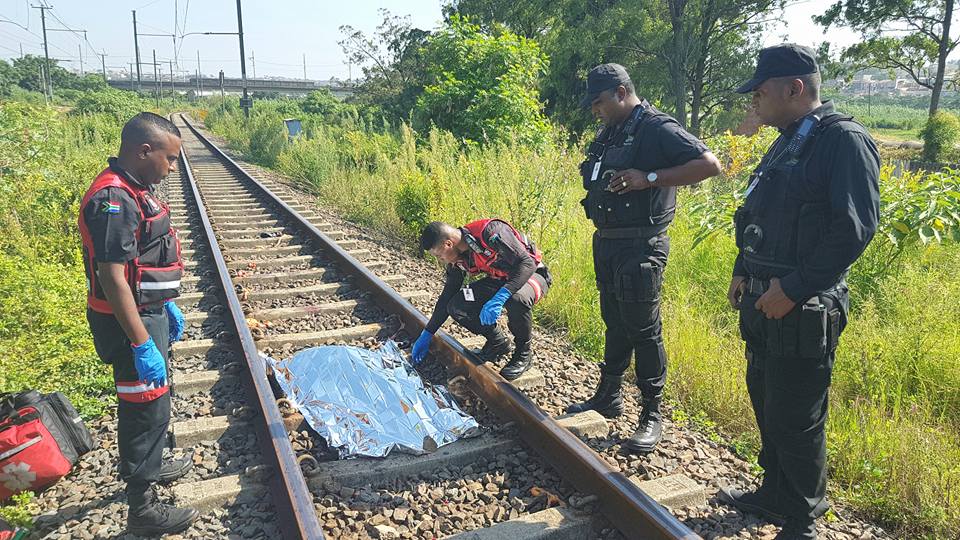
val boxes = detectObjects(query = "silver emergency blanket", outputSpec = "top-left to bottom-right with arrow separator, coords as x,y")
266,340 -> 479,458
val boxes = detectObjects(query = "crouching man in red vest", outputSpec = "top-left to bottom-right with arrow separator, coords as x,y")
78,112 -> 198,536
412,219 -> 552,381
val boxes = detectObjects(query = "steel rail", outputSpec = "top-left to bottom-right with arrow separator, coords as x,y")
177,130 -> 325,540
179,113 -> 700,540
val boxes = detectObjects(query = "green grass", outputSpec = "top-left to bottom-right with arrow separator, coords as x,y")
870,127 -> 921,143
0,101 -> 118,419
205,102 -> 960,538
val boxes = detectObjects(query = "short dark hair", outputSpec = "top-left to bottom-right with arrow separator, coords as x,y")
420,221 -> 456,252
121,112 -> 181,149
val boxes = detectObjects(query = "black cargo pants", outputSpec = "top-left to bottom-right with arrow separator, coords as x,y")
87,306 -> 171,498
446,268 -> 551,352
738,279 -> 848,522
593,232 -> 669,398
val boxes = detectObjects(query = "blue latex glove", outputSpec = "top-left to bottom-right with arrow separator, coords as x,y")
480,287 -> 512,326
411,330 -> 433,365
132,336 -> 167,388
165,301 -> 185,342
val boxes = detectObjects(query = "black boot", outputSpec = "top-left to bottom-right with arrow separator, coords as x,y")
775,518 -> 818,540
622,393 -> 663,454
564,367 -> 624,418
717,486 -> 786,525
127,484 -> 199,536
158,453 -> 194,484
500,348 -> 532,381
471,328 -> 511,363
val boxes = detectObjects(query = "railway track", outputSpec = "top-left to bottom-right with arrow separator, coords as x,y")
159,113 -> 699,540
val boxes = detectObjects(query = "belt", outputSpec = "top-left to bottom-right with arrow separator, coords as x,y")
745,277 -> 769,296
596,224 -> 668,239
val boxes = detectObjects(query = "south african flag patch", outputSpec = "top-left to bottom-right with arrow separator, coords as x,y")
100,201 -> 121,214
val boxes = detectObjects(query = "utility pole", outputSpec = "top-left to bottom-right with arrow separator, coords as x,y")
169,59 -> 174,98
129,62 -> 134,89
250,50 -> 255,78
197,50 -> 203,95
153,49 -> 160,108
236,0 -> 251,118
132,10 -> 142,91
39,65 -> 47,105
19,43 -> 23,58
31,4 -> 53,99
303,53 -> 307,81
99,51 -> 107,82
219,69 -> 225,111
78,43 -> 84,76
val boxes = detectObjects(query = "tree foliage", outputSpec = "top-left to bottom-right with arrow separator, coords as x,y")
412,16 -> 551,146
815,0 -> 959,116
446,0 -> 778,135
0,55 -> 109,96
339,10 -> 431,122
921,110 -> 960,161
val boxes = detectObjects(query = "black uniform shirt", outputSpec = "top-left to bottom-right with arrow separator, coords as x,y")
596,102 -> 709,224
82,158 -> 145,263
424,221 -> 538,334
733,101 -> 881,301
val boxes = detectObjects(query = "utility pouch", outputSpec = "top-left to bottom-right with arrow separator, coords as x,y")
733,207 -> 748,249
827,308 -> 841,353
614,259 -> 662,303
762,298 -> 827,358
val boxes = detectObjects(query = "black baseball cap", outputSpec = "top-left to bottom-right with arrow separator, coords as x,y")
580,63 -> 632,108
736,44 -> 819,94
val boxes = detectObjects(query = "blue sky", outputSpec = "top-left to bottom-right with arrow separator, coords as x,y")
0,0 -> 863,81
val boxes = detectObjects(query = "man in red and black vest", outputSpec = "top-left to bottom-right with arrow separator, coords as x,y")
79,112 -> 198,536
411,220 -> 551,381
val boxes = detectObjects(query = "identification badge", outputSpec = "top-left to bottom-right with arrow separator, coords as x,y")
590,161 -> 602,182
462,288 -> 475,302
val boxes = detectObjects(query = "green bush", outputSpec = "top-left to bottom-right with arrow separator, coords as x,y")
0,101 -> 115,418
0,491 -> 35,528
413,16 -> 552,147
72,87 -> 147,122
921,110 -> 960,162
395,171 -> 439,239
246,113 -> 287,167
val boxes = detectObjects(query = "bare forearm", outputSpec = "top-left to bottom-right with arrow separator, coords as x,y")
655,152 -> 722,187
98,263 -> 150,345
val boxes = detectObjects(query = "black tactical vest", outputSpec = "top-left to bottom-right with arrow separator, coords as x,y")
734,113 -> 853,272
579,103 -> 678,229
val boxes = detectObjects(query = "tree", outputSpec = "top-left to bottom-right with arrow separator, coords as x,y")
339,10 -> 431,122
815,0 -> 959,117
413,16 -> 551,146
445,0 -> 777,135
300,89 -> 341,116
616,0 -> 778,134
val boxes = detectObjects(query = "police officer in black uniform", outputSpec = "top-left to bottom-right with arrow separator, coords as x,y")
717,45 -> 880,540
565,64 -> 722,454
80,113 -> 198,536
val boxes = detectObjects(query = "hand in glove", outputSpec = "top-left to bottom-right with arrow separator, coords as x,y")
165,301 -> 185,342
132,336 -> 167,388
480,287 -> 512,326
411,330 -> 433,365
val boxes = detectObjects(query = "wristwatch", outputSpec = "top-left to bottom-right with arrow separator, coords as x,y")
646,171 -> 658,184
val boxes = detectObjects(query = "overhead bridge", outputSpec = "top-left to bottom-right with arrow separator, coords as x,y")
107,76 -> 355,98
